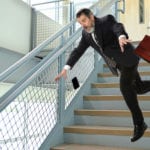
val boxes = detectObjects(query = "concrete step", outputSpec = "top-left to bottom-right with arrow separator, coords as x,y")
135,62 -> 150,72
99,71 -> 150,78
74,109 -> 150,117
91,82 -> 120,95
98,71 -> 150,83
64,125 -> 150,137
74,109 -> 150,126
51,143 -> 144,150
63,125 -> 150,149
84,95 -> 150,101
91,82 -> 119,88
103,61 -> 150,73
83,95 -> 150,110
91,82 -> 150,95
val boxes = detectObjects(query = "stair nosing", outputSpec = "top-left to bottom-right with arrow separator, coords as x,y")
104,62 -> 149,68
98,71 -> 150,77
51,143 -> 145,150
64,125 -> 150,137
83,95 -> 150,101
74,109 -> 150,117
91,82 -> 119,88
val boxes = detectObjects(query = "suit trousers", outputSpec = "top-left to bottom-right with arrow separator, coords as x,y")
118,64 -> 150,126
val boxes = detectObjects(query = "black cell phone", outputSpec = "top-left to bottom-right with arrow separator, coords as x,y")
72,77 -> 80,89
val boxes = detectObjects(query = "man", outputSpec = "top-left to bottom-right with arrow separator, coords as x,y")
55,8 -> 150,142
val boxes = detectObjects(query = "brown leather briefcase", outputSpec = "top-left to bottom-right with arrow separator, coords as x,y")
134,35 -> 150,63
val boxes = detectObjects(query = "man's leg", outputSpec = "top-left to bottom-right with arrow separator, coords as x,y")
119,65 -> 147,142
134,70 -> 150,94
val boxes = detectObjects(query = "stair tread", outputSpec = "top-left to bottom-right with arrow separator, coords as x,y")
139,62 -> 150,66
92,82 -> 119,84
64,125 -> 150,136
75,109 -> 150,117
98,71 -> 150,77
51,144 -> 143,150
91,82 -> 119,88
83,95 -> 150,101
104,61 -> 149,68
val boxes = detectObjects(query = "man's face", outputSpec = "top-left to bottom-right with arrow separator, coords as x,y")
77,14 -> 95,33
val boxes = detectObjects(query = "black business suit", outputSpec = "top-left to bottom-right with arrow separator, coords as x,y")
66,15 -> 150,126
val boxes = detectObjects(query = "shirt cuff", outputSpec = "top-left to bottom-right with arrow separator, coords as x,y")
119,35 -> 126,40
63,65 -> 71,70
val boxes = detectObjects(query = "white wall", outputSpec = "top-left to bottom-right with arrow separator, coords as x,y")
120,0 -> 150,41
0,0 -> 31,54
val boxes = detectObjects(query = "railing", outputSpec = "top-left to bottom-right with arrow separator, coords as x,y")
0,0 -> 117,149
115,0 -> 125,20
0,20 -> 80,98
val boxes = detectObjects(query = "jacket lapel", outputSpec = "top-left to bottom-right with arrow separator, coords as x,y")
94,17 -> 103,47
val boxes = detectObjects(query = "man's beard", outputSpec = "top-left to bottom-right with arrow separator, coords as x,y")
84,22 -> 95,33
84,27 -> 95,33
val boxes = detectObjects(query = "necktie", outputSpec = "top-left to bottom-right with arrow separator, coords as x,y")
92,33 -> 118,76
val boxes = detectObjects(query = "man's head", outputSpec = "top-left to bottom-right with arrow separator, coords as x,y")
76,8 -> 95,33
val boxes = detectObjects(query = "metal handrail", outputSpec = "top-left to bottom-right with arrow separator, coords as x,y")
0,20 -> 76,82
0,28 -> 81,112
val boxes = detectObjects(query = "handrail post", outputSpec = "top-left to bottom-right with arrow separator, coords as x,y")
69,2 -> 75,35
58,53 -> 66,123
115,0 -> 125,20
30,8 -> 37,50
57,35 -> 66,122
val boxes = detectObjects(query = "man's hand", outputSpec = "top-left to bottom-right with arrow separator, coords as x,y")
55,69 -> 67,81
119,37 -> 132,53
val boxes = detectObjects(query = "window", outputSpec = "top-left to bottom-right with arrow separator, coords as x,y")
139,0 -> 144,23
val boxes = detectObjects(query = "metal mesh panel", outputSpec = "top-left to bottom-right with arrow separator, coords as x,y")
35,11 -> 64,47
0,60 -> 58,150
32,3 -> 71,48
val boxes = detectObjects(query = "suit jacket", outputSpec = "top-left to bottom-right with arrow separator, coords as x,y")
66,15 -> 139,69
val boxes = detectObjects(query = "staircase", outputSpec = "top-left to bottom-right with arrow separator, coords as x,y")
51,61 -> 150,150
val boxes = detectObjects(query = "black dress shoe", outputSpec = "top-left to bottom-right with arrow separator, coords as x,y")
131,122 -> 148,142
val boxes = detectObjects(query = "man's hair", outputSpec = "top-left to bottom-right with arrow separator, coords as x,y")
76,8 -> 93,18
